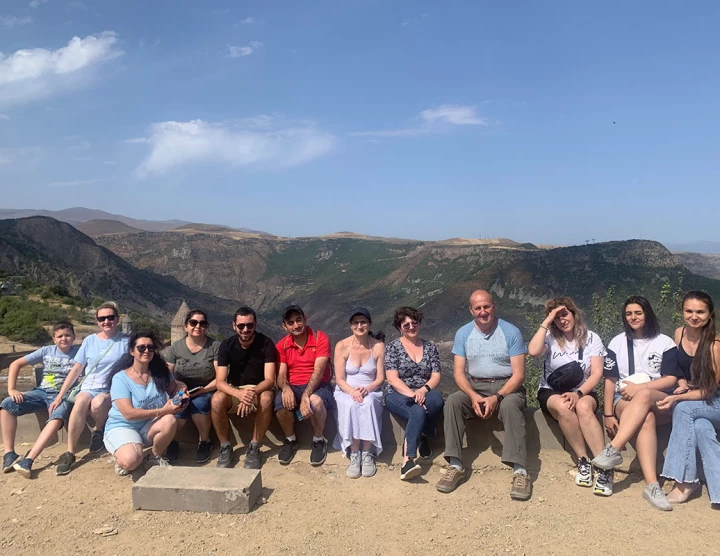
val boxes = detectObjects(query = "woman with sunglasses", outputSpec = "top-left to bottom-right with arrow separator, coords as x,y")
49,302 -> 129,475
661,291 -> 720,506
333,307 -> 386,478
104,331 -> 188,475
384,306 -> 444,480
164,310 -> 220,464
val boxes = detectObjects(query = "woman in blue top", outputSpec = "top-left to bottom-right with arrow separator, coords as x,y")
104,331 -> 187,476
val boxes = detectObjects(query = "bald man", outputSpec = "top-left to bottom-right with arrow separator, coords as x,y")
436,290 -> 531,500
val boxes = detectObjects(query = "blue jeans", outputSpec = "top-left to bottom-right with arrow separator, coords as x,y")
384,389 -> 444,458
0,387 -> 72,424
661,395 -> 720,504
176,391 -> 213,419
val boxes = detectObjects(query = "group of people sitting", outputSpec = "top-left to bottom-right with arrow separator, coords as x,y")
2,289 -> 719,511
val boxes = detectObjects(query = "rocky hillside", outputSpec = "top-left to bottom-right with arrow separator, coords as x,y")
95,230 -> 720,342
674,252 -> 720,280
0,217 -> 237,323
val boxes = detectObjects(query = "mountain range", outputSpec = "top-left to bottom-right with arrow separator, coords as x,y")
2,214 -> 720,345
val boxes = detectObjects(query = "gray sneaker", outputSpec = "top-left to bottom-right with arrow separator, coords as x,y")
2,451 -> 21,473
347,452 -> 362,479
591,444 -> 623,470
643,482 -> 672,511
145,454 -> 171,469
361,451 -> 376,478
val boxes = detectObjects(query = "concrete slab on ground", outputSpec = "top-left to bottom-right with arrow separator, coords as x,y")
132,466 -> 262,514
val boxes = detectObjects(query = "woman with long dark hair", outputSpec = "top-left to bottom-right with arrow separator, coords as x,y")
164,309 -> 220,464
103,331 -> 188,475
661,291 -> 720,505
591,296 -> 682,510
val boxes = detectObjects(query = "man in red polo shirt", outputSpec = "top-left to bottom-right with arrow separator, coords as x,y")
274,304 -> 334,466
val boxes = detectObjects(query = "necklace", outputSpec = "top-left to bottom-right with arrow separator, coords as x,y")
132,366 -> 151,386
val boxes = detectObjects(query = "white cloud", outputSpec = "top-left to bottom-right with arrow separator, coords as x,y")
420,104 -> 486,125
0,146 -> 40,164
48,177 -> 104,187
0,113 -> 9,120
228,41 -> 262,58
351,104 -> 487,138
29,0 -> 50,8
2,15 -> 33,28
131,118 -> 337,178
0,31 -> 123,107
239,16 -> 256,25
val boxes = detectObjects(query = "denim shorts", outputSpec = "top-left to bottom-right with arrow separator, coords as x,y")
104,420 -> 154,454
273,383 -> 334,412
175,391 -> 213,419
79,388 -> 109,399
0,387 -> 71,424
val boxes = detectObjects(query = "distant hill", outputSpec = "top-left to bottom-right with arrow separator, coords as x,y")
0,217 -> 236,324
74,219 -> 144,236
171,223 -> 273,236
664,241 -> 720,254
675,253 -> 720,280
95,230 -> 720,341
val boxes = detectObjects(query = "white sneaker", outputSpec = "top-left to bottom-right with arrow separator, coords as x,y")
593,468 -> 614,496
346,452 -> 361,479
643,482 -> 672,511
361,451 -> 376,478
115,463 -> 130,476
575,457 -> 592,487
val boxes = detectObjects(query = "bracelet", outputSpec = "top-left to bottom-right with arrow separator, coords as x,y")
423,384 -> 431,392
539,325 -> 548,330
603,414 -> 614,418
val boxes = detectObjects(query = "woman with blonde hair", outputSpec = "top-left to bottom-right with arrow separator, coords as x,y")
528,297 -> 606,492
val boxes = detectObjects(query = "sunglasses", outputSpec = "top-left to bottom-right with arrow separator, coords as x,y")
350,321 -> 370,328
97,315 -> 117,323
135,344 -> 156,353
188,319 -> 209,328
235,323 -> 256,330
401,321 -> 419,331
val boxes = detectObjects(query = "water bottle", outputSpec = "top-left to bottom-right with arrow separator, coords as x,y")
295,401 -> 315,421
171,390 -> 184,406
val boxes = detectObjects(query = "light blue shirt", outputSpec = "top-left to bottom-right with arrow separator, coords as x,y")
105,371 -> 169,432
452,318 -> 526,379
75,332 -> 129,391
24,344 -> 80,391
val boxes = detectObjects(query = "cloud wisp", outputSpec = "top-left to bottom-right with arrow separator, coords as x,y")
48,177 -> 107,187
351,104 -> 487,138
131,118 -> 337,178
228,41 -> 262,58
2,15 -> 33,28
0,31 -> 123,107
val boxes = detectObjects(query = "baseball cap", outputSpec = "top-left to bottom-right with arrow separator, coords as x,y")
349,306 -> 372,322
281,304 -> 305,322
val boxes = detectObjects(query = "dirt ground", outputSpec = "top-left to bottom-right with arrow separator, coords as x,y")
2,444 -> 718,556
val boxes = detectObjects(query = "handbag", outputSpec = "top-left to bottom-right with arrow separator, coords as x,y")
547,346 -> 585,392
65,337 -> 118,403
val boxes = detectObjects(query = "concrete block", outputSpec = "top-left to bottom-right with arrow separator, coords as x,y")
132,467 -> 262,514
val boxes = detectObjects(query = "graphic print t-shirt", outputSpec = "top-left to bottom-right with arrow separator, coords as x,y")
23,344 -> 80,392
538,331 -> 606,391
105,371 -> 169,432
603,332 -> 682,391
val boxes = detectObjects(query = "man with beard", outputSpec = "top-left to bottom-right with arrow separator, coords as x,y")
211,307 -> 277,469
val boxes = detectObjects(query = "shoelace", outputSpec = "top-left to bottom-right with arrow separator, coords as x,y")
513,474 -> 528,487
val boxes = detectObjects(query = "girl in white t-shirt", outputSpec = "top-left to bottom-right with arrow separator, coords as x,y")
529,297 -> 606,492
592,296 -> 682,511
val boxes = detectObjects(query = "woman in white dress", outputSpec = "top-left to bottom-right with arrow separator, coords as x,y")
333,307 -> 385,479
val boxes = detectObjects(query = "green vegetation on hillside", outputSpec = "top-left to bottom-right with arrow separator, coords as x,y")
0,296 -> 88,344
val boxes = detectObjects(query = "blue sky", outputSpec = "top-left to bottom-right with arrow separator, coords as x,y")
1,0 -> 718,245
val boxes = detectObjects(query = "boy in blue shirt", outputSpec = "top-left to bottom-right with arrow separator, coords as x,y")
1,321 -> 79,478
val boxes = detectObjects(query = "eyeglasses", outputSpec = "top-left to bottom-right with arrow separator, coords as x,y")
350,321 -> 369,328
401,321 -> 419,331
235,323 -> 256,330
188,319 -> 208,328
135,344 -> 156,353
97,315 -> 117,323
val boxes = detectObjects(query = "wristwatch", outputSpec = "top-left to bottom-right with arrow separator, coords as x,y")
423,384 -> 431,392
573,389 -> 584,398
495,393 -> 504,404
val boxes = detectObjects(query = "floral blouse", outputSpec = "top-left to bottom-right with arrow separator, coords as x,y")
384,338 -> 441,394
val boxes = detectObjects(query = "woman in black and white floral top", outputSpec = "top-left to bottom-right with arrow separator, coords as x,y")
384,306 -> 444,481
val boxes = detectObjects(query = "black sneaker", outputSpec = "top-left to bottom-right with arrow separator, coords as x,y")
278,438 -> 299,465
56,451 -> 76,475
310,438 -> 327,467
89,429 -> 105,453
216,444 -> 233,468
244,444 -> 261,469
166,440 -> 180,463
2,451 -> 21,473
400,458 -> 422,480
196,441 -> 212,464
418,435 -> 433,459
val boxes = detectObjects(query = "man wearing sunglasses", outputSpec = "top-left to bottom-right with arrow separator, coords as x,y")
274,304 -> 334,467
211,307 -> 277,469
436,290 -> 532,501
